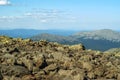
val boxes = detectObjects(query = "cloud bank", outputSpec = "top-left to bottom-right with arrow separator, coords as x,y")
0,0 -> 10,5
0,9 -> 77,23
0,9 -> 78,29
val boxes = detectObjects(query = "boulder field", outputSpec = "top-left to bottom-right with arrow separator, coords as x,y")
0,36 -> 120,80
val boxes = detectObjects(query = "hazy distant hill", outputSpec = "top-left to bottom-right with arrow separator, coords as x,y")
31,33 -> 76,44
105,48 -> 120,53
0,29 -> 76,38
0,29 -> 120,51
72,29 -> 120,42
30,29 -> 120,51
70,29 -> 120,51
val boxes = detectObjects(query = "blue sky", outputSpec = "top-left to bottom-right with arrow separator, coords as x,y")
0,0 -> 120,30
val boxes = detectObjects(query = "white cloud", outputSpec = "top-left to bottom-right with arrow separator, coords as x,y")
40,19 -> 47,23
0,9 -> 78,30
23,9 -> 78,23
0,0 -> 10,5
24,13 -> 32,16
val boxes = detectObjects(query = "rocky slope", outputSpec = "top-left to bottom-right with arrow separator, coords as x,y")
0,36 -> 120,80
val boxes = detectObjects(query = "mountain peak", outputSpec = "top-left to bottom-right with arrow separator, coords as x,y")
94,29 -> 115,33
97,29 -> 113,31
73,29 -> 120,42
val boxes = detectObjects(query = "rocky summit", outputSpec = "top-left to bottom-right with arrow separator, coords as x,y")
0,36 -> 120,80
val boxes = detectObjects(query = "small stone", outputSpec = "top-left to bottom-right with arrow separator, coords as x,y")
22,75 -> 35,80
69,44 -> 85,51
22,58 -> 33,71
82,62 -> 93,71
33,54 -> 47,69
87,72 -> 95,79
34,70 -> 46,79
73,74 -> 85,80
44,64 -> 58,74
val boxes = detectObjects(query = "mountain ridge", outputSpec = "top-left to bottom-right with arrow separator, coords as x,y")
72,29 -> 120,42
0,29 -> 120,51
30,29 -> 120,51
0,29 -> 77,38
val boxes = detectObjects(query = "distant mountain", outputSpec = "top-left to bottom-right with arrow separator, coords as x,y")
70,29 -> 120,51
0,29 -> 76,38
105,48 -> 120,53
31,33 -> 76,44
30,29 -> 120,51
72,29 -> 120,42
0,29 -> 120,51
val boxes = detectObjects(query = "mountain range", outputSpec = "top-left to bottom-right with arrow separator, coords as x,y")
30,29 -> 120,51
0,29 -> 120,51
0,29 -> 76,38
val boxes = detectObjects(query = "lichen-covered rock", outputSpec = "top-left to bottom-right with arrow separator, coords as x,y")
0,36 -> 12,44
87,72 -> 95,79
82,62 -> 93,71
22,58 -> 33,71
22,75 -> 35,80
33,54 -> 46,69
69,44 -> 85,51
3,76 -> 22,80
1,65 -> 30,77
58,68 -> 85,80
44,64 -> 58,74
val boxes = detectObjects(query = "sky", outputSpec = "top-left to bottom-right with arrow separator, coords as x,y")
0,0 -> 120,30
